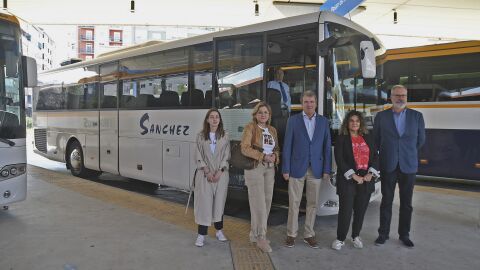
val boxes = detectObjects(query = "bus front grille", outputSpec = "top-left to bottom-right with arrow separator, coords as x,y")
34,129 -> 47,153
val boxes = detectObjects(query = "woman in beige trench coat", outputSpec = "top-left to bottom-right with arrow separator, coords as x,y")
194,108 -> 230,247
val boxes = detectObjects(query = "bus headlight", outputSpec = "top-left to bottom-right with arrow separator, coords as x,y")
0,164 -> 26,181
1,170 -> 9,177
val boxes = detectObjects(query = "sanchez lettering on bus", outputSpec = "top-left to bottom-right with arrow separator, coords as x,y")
139,113 -> 189,136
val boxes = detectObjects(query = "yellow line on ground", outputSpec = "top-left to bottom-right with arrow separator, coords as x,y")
415,185 -> 480,199
28,165 -> 274,270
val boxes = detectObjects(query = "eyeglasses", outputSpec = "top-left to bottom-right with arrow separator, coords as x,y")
391,94 -> 407,98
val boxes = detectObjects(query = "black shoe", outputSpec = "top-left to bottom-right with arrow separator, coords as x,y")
375,235 -> 389,245
400,237 -> 414,248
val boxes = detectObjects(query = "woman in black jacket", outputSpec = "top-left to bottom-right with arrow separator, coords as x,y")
332,110 -> 379,250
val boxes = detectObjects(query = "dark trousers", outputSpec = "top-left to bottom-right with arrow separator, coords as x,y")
337,181 -> 372,241
378,166 -> 416,238
198,220 -> 223,236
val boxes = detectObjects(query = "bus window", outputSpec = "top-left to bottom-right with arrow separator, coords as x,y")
382,53 -> 480,102
66,84 -> 84,109
267,27 -> 317,106
120,80 -> 137,108
412,54 -> 480,102
99,63 -> 118,109
325,22 -> 378,131
65,82 -> 98,110
136,77 -> 161,108
36,86 -> 65,110
190,42 -> 212,108
216,36 -> 263,109
159,49 -> 188,107
100,82 -> 117,109
83,83 -> 98,109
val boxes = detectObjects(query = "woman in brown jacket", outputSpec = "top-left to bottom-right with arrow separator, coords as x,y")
194,108 -> 230,247
241,102 -> 280,253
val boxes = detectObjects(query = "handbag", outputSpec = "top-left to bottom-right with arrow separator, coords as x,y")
230,127 -> 262,170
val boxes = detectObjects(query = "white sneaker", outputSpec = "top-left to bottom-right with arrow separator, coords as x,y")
352,237 -> 363,249
216,230 -> 228,241
195,234 -> 205,247
331,239 -> 345,250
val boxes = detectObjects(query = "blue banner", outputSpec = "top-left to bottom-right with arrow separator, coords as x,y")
319,0 -> 365,16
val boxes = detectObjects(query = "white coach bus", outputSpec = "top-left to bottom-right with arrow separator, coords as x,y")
0,10 -> 37,209
377,41 -> 480,182
32,11 -> 384,215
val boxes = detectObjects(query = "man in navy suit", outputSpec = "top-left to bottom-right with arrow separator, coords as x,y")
374,85 -> 425,248
282,90 -> 332,249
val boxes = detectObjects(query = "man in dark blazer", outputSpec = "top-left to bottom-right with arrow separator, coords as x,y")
282,90 -> 332,249
373,85 -> 425,248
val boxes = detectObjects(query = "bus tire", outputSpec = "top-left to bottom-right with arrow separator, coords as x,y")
68,140 -> 100,178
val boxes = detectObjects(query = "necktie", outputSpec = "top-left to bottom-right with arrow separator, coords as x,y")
278,82 -> 288,104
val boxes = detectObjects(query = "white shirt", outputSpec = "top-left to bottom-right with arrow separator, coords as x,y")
302,111 -> 316,141
209,132 -> 216,154
258,125 -> 275,155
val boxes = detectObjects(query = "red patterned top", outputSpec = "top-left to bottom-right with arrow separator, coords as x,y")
351,135 -> 369,170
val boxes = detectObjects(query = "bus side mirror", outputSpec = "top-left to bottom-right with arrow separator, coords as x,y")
360,41 -> 376,79
22,56 -> 37,87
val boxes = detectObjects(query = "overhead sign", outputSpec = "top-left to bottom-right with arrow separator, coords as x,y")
319,0 -> 366,16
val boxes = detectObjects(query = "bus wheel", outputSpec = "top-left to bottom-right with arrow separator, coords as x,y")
68,140 -> 101,178
68,140 -> 88,177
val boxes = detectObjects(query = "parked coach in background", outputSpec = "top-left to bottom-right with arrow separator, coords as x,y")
374,85 -> 425,248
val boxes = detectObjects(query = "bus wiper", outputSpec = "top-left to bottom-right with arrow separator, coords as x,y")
0,137 -> 15,146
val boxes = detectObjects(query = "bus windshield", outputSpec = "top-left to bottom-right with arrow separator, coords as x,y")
0,23 -> 24,140
325,22 -> 377,131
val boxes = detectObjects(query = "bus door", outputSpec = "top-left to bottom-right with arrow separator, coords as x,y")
99,64 -> 119,174
265,26 -> 318,140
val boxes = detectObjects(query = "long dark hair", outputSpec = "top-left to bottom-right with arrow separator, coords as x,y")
339,110 -> 368,136
202,108 -> 225,141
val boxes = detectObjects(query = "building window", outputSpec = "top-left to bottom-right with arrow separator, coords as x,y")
84,43 -> 94,54
148,31 -> 166,40
86,30 -> 93,40
109,30 -> 123,46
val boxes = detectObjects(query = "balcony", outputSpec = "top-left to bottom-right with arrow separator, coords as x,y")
80,35 -> 94,41
79,49 -> 94,54
109,37 -> 122,42
109,37 -> 123,46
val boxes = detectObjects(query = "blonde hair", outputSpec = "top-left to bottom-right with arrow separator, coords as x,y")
251,102 -> 272,125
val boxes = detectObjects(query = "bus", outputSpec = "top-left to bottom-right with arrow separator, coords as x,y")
0,9 -> 37,210
32,11 -> 385,215
377,41 -> 480,182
